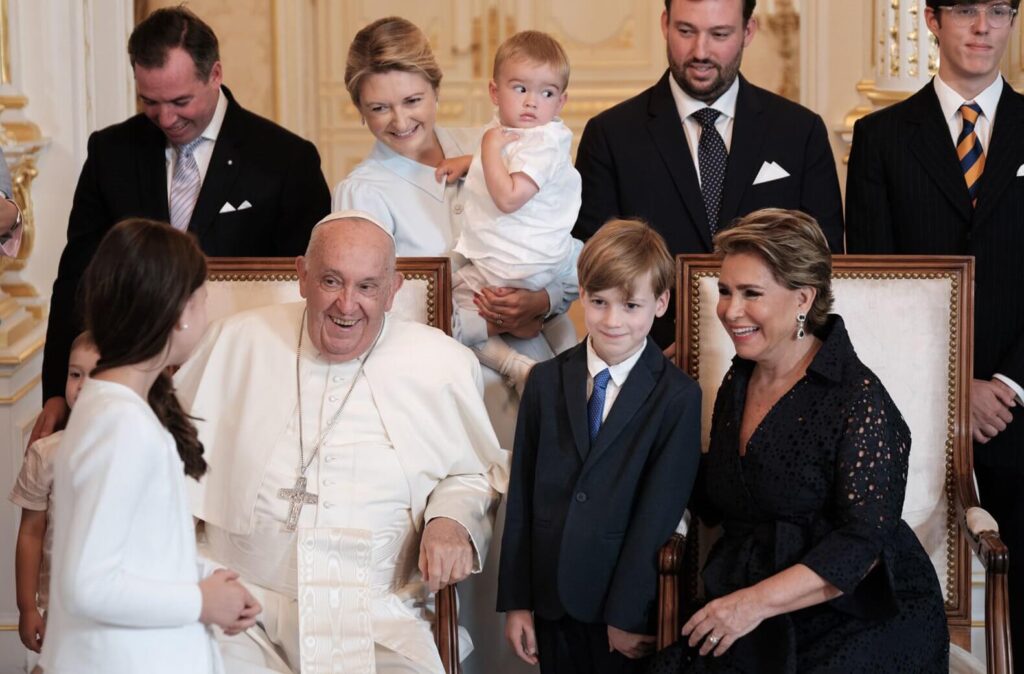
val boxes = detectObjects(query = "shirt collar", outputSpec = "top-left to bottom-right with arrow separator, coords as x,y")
369,126 -> 467,203
668,73 -> 740,125
586,337 -> 647,387
933,73 -> 1003,124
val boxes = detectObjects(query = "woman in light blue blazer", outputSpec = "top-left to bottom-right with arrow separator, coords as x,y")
334,16 -> 579,674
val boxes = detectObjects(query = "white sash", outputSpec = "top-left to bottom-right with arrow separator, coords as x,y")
298,527 -> 375,673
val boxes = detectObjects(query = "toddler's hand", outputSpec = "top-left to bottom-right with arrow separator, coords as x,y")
483,126 -> 521,151
434,155 -> 472,183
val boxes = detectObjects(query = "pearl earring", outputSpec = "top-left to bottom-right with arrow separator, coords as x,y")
795,313 -> 806,340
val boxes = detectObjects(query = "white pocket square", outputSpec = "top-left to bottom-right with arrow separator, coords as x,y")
238,200 -> 253,210
219,201 -> 236,214
753,161 -> 791,185
1016,164 -> 1024,177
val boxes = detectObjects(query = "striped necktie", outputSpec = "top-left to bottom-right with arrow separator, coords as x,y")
588,368 -> 612,442
169,136 -> 206,231
957,103 -> 985,206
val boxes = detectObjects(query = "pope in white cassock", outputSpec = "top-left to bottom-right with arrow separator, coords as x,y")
174,211 -> 510,673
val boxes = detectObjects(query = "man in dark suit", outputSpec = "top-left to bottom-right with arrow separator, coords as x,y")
574,0 -> 843,350
846,0 -> 1024,658
32,6 -> 330,441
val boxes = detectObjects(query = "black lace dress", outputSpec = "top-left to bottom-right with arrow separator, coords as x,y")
650,316 -> 948,673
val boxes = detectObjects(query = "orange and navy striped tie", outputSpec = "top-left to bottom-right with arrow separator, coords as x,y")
958,102 -> 985,206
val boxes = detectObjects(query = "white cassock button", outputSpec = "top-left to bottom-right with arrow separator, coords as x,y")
329,395 -> 338,402
323,479 -> 335,486
454,203 -> 464,215
323,501 -> 334,509
333,375 -> 343,383
325,456 -> 336,463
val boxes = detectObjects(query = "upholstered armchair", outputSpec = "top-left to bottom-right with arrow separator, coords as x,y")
205,256 -> 461,674
658,255 -> 1011,674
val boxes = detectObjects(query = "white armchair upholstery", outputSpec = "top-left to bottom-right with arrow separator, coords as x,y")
658,255 -> 1011,674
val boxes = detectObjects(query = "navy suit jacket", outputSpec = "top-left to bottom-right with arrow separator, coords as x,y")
42,87 -> 331,399
496,339 -> 701,633
573,73 -> 844,347
846,80 -> 1024,470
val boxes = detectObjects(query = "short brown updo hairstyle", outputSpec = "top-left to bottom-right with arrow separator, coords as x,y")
713,208 -> 834,334
345,17 -> 443,107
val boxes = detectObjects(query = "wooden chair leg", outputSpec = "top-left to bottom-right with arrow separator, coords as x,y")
658,533 -> 687,650
435,584 -> 461,674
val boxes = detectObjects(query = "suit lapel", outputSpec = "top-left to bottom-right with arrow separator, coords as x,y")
718,77 -> 767,228
562,344 -> 591,462
137,122 -> 170,221
905,84 -> 973,223
587,340 -> 661,465
646,72 -> 713,251
189,90 -> 243,238
974,82 -> 1024,227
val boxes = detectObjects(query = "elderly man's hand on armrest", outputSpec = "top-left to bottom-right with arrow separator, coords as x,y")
419,516 -> 475,592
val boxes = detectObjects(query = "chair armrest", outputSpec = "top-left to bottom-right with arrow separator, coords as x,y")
956,477 -> 1013,673
435,584 -> 460,674
657,533 -> 687,650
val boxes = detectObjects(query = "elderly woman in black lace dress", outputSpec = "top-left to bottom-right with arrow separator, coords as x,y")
650,209 -> 948,673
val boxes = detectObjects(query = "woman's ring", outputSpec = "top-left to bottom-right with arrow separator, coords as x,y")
707,634 -> 720,646
496,318 -> 504,327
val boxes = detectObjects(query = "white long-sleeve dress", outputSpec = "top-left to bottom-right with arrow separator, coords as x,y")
40,378 -> 222,674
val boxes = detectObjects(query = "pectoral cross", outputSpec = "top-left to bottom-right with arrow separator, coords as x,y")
278,476 -> 318,532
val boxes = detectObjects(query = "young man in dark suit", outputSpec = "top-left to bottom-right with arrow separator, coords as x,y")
846,0 -> 1024,658
33,6 -> 331,442
497,219 -> 701,673
573,0 -> 843,351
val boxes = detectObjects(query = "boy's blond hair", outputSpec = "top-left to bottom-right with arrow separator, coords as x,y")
577,219 -> 674,298
493,30 -> 570,90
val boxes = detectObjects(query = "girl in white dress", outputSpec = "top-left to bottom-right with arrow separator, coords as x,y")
40,218 -> 260,674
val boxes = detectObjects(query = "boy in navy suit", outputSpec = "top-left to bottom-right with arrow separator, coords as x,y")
497,219 -> 702,672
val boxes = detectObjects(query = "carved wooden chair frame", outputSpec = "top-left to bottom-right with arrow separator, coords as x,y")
657,255 -> 1011,674
205,256 -> 460,674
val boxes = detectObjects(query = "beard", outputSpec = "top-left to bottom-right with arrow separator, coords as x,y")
668,47 -> 744,103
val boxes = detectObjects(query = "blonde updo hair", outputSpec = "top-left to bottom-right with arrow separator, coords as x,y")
714,208 -> 834,334
345,17 -> 443,107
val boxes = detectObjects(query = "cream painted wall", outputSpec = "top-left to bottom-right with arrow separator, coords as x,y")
146,0 -> 277,121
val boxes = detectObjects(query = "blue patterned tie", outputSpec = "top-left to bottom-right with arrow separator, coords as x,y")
692,107 -> 727,235
588,369 -> 612,442
957,103 -> 985,206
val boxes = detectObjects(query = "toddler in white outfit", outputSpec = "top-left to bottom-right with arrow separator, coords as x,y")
437,30 -> 582,391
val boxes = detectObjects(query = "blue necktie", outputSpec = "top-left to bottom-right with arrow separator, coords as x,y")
588,369 -> 612,442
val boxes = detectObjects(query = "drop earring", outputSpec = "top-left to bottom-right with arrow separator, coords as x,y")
796,313 -> 806,340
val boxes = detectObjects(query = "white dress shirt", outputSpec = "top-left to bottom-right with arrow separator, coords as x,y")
933,75 -> 1024,403
933,73 -> 1001,150
164,87 -> 229,200
586,337 -> 647,422
668,74 -> 740,188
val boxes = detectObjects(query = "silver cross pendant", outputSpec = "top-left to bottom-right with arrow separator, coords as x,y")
278,476 -> 318,532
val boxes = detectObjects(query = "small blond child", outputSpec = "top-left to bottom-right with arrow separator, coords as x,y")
10,332 -> 99,669
437,30 -> 582,391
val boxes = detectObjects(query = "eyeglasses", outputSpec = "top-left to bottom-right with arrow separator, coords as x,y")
938,3 -> 1019,28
